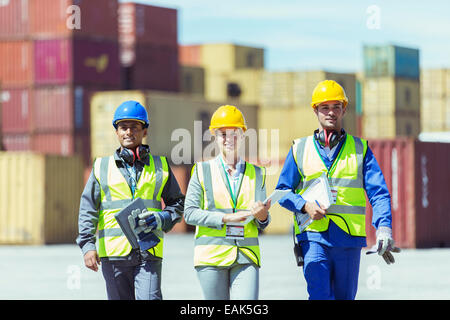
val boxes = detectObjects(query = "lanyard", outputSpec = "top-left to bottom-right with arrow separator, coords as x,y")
220,158 -> 238,209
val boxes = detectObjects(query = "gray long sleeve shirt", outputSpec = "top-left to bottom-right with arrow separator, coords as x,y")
76,147 -> 185,259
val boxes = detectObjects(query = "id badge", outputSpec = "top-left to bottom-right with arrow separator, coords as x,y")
331,187 -> 338,204
226,224 -> 245,240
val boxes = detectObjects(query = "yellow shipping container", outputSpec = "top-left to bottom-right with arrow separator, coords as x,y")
90,90 -> 258,163
260,71 -> 295,109
180,65 -> 205,97
0,152 -> 84,244
200,43 -> 264,73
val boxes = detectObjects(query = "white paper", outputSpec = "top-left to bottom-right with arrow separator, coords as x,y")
263,189 -> 291,205
300,173 -> 333,209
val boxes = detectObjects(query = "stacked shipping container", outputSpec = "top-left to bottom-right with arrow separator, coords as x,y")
420,68 -> 450,132
361,44 -> 421,139
118,2 -> 179,91
0,0 -> 121,167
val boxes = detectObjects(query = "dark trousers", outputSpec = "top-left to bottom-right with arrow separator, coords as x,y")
101,258 -> 162,300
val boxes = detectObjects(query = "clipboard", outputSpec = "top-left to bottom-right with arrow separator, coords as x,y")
263,189 -> 291,205
114,198 -> 147,250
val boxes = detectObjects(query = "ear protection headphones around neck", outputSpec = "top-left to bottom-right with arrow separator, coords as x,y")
119,145 -> 150,164
314,128 -> 346,149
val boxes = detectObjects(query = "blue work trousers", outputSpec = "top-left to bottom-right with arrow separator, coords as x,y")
300,241 -> 361,300
101,258 -> 162,300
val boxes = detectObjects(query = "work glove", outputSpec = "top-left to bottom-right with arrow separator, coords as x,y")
366,226 -> 401,264
128,209 -> 161,251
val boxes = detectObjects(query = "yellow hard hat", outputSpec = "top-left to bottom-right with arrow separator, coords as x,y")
311,80 -> 348,108
209,105 -> 247,134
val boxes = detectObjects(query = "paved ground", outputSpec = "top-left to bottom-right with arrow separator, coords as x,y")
0,234 -> 449,300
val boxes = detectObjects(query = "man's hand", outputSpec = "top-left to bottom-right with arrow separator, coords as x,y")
84,250 -> 100,272
303,201 -> 327,220
375,226 -> 401,264
251,199 -> 271,222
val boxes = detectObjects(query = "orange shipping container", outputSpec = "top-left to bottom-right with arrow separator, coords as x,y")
179,45 -> 202,66
0,41 -> 33,87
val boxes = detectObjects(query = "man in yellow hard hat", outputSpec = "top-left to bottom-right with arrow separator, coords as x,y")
184,105 -> 271,300
275,80 -> 400,300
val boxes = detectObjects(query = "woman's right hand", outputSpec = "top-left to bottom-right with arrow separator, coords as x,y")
222,211 -> 253,223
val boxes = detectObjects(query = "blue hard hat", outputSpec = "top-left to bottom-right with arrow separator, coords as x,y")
112,100 -> 149,129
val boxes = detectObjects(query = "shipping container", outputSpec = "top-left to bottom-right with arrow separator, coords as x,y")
118,2 -> 177,50
363,44 -> 420,79
362,77 -> 420,116
180,65 -> 205,96
29,0 -> 119,40
199,44 -> 264,73
0,87 -> 33,133
0,0 -> 30,39
34,38 -> 121,87
2,133 -> 31,151
226,69 -> 263,106
167,163 -> 194,233
0,41 -> 34,87
364,139 -> 450,248
260,71 -> 295,109
179,45 -> 202,67
0,152 -> 84,244
90,90 -> 258,163
123,43 -> 179,91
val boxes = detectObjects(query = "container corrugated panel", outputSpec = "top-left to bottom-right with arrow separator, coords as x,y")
1,87 -> 33,133
226,69 -> 263,106
29,0 -> 119,40
32,133 -> 74,155
364,139 -> 450,249
0,41 -> 34,87
119,2 -> 177,47
34,38 -> 121,87
2,133 -> 31,151
363,45 -> 420,79
260,71 -> 295,108
129,44 -> 179,91
180,65 -> 205,96
0,152 -> 84,244
364,139 -> 416,248
179,45 -> 202,66
0,0 -> 30,39
413,141 -> 450,248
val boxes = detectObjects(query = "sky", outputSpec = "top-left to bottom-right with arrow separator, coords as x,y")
127,0 -> 450,73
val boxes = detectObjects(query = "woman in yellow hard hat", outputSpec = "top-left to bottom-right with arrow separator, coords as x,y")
184,105 -> 271,300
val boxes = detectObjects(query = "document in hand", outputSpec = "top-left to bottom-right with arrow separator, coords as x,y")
296,173 -> 334,232
114,198 -> 146,250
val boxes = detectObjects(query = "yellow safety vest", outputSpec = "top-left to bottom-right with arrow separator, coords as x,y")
292,135 -> 368,237
93,154 -> 169,258
193,159 -> 266,267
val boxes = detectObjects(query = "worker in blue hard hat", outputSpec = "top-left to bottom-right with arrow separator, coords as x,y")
76,100 -> 185,300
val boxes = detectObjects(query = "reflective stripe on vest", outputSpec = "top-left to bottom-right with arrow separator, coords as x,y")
292,135 -> 367,236
194,159 -> 265,267
94,155 -> 169,258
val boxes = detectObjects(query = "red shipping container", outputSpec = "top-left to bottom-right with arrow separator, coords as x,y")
0,41 -> 34,86
2,133 -> 31,151
1,87 -> 33,133
126,44 -> 179,91
179,45 -> 202,66
29,0 -> 118,40
119,2 -> 177,50
34,38 -> 121,87
365,139 -> 450,249
0,0 -> 30,39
